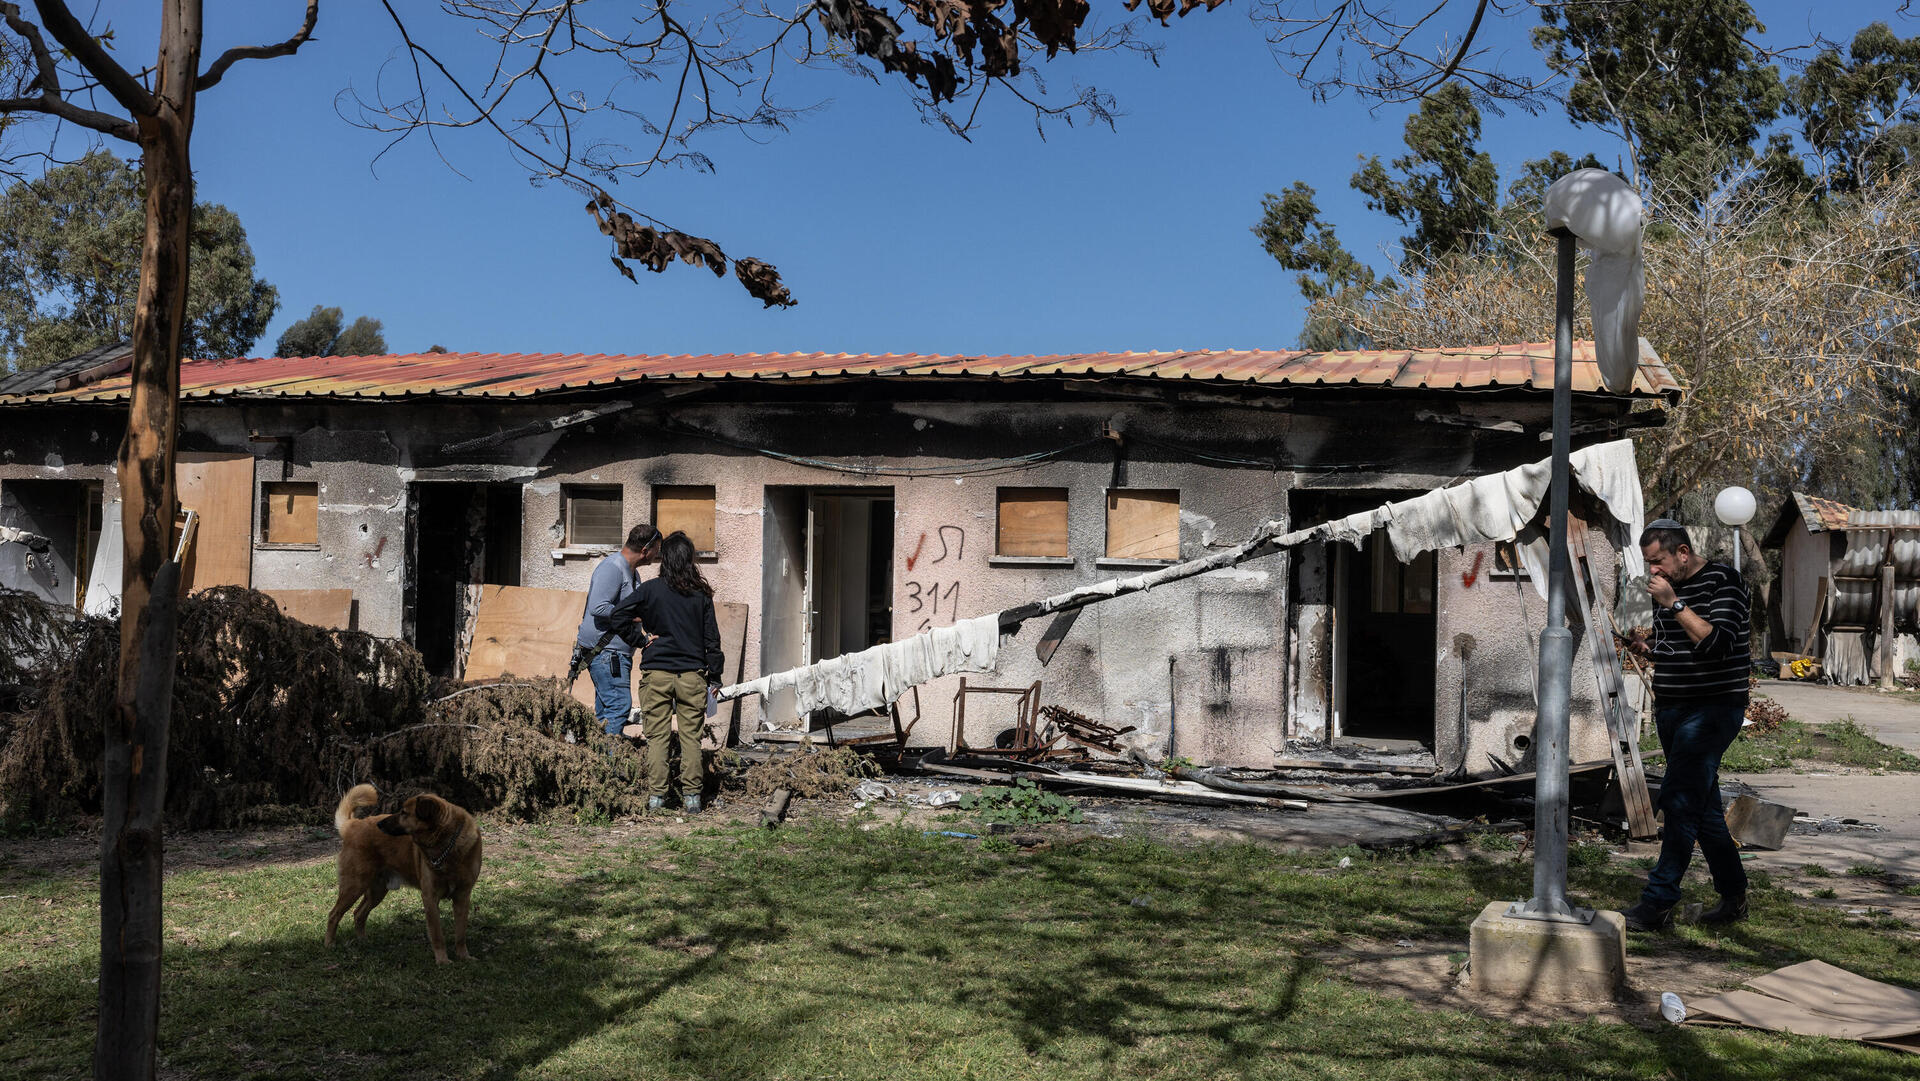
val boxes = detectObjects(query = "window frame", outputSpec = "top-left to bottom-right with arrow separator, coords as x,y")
257,480 -> 320,549
562,484 -> 625,549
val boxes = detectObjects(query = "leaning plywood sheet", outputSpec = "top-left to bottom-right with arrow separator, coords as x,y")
263,589 -> 353,631
175,451 -> 254,593
1687,959 -> 1920,1052
705,601 -> 749,748
463,584 -> 593,708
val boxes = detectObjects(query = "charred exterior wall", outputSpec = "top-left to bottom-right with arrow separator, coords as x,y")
0,385 -> 1636,773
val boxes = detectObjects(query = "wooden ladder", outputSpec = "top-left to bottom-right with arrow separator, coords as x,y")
1566,535 -> 1659,839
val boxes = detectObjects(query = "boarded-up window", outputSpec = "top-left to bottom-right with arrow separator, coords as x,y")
997,487 -> 1068,557
260,481 -> 319,545
1105,489 -> 1180,560
564,485 -> 623,547
654,485 -> 717,553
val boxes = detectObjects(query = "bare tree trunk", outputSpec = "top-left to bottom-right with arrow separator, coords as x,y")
97,5 -> 201,1079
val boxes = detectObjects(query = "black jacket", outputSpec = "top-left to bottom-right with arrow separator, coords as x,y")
635,578 -> 724,680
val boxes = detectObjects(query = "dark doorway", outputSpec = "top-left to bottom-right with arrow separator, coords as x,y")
406,483 -> 523,678
0,480 -> 100,607
1340,539 -> 1437,742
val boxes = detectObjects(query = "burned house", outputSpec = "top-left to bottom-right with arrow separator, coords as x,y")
0,342 -> 1676,776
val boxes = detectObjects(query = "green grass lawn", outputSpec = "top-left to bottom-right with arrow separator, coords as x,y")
5,822 -> 1919,1080
1642,714 -> 1920,773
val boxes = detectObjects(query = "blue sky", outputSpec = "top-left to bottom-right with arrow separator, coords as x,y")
62,1 -> 1880,358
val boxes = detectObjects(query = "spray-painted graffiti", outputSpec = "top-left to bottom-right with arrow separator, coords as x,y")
1461,549 -> 1484,588
904,524 -> 969,629
905,523 -> 966,571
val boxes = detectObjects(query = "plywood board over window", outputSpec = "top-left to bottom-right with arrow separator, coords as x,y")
563,485 -> 623,547
654,484 -> 717,553
1106,488 -> 1180,560
175,451 -> 254,592
260,481 -> 319,545
997,487 -> 1069,557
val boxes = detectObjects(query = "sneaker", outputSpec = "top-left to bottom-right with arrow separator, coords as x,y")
1621,899 -> 1674,933
1699,893 -> 1748,926
682,794 -> 703,814
646,796 -> 667,813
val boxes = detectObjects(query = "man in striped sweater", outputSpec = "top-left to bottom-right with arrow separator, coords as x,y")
1622,519 -> 1752,932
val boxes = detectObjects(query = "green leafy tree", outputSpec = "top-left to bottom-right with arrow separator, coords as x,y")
1788,22 -> 1920,195
0,150 -> 277,371
1534,0 -> 1787,192
1349,83 -> 1500,265
1254,85 -> 1578,350
274,305 -> 387,357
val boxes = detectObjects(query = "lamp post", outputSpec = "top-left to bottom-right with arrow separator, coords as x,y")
1715,486 -> 1757,573
1514,169 -> 1646,924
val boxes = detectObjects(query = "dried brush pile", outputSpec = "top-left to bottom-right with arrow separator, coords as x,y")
0,587 -> 653,827
726,745 -> 879,804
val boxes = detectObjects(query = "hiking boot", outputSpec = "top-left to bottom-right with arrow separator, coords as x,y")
683,794 -> 703,814
1699,893 -> 1749,926
1621,899 -> 1675,933
646,796 -> 667,813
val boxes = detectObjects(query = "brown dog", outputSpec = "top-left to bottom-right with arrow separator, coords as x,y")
325,783 -> 483,963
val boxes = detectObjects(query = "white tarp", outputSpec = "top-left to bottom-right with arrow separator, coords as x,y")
720,611 -> 1001,717
83,501 -> 123,616
1317,438 -> 1645,597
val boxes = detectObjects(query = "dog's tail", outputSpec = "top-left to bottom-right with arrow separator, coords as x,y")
335,784 -> 379,836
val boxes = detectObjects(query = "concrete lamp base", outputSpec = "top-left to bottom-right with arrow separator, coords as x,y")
1468,901 -> 1626,1001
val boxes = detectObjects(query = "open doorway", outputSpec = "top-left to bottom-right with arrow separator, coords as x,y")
405,482 -> 523,678
1294,489 -> 1438,748
1338,540 -> 1437,743
0,480 -> 101,607
759,486 -> 894,726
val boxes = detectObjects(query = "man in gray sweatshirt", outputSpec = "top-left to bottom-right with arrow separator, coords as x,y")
576,523 -> 661,735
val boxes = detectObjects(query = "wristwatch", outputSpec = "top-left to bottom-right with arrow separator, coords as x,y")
1671,600 -> 1687,613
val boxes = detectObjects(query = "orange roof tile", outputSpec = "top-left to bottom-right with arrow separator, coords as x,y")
0,340 -> 1680,404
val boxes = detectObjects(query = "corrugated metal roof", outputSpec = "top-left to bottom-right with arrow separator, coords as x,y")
0,339 -> 1680,404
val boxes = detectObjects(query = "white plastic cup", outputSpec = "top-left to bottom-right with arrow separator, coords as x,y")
1660,991 -> 1686,1024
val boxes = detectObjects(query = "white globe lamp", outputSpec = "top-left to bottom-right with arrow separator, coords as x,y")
1714,486 -> 1757,571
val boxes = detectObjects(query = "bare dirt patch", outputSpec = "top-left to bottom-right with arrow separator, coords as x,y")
1317,936 -> 1762,1030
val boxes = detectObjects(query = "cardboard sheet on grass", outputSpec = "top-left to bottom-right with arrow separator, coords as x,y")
464,584 -> 748,744
1685,960 -> 1920,1052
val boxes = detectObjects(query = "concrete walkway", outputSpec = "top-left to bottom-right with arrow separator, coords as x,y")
1751,679 -> 1920,753
1718,681 -> 1920,887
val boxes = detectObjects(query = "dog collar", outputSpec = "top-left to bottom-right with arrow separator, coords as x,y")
428,825 -> 464,870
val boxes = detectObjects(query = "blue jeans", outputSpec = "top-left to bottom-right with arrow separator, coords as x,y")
1642,701 -> 1748,907
588,648 -> 634,735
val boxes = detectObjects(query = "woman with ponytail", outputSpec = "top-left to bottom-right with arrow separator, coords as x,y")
634,530 -> 725,812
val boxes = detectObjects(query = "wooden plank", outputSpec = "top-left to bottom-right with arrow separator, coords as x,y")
261,481 -> 317,544
1106,488 -> 1179,560
1881,564 -> 1897,690
707,600 -> 749,747
463,584 -> 595,707
998,487 -> 1068,557
263,588 -> 353,630
655,485 -> 717,553
1571,553 -> 1659,838
174,451 -> 254,592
